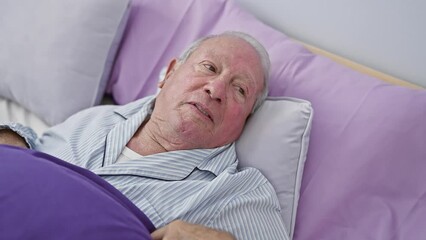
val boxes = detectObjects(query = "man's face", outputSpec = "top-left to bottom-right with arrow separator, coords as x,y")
152,36 -> 264,149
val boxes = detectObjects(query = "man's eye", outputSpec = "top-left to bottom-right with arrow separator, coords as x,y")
203,64 -> 216,73
237,87 -> 246,96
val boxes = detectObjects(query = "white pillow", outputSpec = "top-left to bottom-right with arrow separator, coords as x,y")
236,97 -> 313,238
159,67 -> 313,237
0,0 -> 130,125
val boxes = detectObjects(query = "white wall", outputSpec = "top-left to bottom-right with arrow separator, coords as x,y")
236,0 -> 426,87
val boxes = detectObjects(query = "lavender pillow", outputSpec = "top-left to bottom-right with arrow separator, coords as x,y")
0,0 -> 130,125
106,0 -> 426,239
107,0 -> 303,102
0,145 -> 154,239
282,52 -> 426,240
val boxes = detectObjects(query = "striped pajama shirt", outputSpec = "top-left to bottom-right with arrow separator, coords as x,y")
6,96 -> 288,240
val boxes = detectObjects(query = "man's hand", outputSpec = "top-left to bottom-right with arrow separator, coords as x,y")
151,220 -> 236,240
0,129 -> 28,148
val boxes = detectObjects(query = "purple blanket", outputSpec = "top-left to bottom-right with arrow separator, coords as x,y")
0,145 -> 155,240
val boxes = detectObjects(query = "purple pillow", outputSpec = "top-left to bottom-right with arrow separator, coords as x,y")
282,53 -> 426,240
107,0 -> 304,103
106,0 -> 426,239
0,145 -> 154,240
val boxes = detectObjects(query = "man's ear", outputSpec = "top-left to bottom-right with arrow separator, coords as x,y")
158,58 -> 178,89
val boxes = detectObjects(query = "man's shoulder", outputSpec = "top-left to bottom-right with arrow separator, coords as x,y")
233,166 -> 271,188
204,143 -> 273,190
221,154 -> 280,201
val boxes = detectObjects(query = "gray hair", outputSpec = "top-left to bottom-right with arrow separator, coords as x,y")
177,31 -> 270,113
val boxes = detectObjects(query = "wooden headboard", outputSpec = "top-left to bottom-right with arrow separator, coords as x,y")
297,41 -> 424,90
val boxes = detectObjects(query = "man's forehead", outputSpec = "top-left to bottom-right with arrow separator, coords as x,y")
197,36 -> 249,54
191,36 -> 260,67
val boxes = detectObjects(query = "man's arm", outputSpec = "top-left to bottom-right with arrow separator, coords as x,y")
0,123 -> 38,149
151,182 -> 288,240
0,129 -> 28,148
151,220 -> 235,240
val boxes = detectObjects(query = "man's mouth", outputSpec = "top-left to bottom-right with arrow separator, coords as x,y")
188,102 -> 213,122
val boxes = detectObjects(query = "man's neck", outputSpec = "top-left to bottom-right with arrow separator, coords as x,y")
126,118 -> 188,156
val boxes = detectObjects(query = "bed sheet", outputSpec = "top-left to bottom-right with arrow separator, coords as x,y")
0,144 -> 155,239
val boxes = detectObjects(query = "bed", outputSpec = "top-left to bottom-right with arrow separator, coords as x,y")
1,0 -> 425,239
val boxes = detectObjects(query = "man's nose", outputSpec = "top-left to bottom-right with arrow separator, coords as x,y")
204,79 -> 226,103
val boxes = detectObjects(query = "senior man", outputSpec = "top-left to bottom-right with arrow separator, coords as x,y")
0,32 -> 287,239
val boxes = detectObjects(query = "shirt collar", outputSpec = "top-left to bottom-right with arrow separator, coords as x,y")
102,96 -> 155,167
196,143 -> 237,176
95,144 -> 235,180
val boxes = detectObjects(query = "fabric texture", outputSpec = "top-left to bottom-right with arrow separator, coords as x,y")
0,0 -> 130,125
18,96 -> 289,240
105,0 -> 426,239
0,145 -> 154,240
